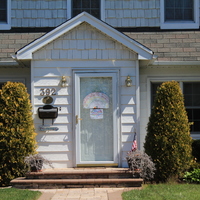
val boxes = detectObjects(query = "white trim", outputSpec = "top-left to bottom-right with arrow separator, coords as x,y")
15,12 -> 153,61
74,71 -> 119,166
67,0 -> 71,20
67,0 -> 105,21
101,0 -> 105,21
136,60 -> 140,149
152,61 -> 200,66
0,0 -> 11,30
160,0 -> 199,30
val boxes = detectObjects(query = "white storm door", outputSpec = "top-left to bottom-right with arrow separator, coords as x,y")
75,72 -> 118,165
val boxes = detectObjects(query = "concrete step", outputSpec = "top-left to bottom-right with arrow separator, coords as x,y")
11,177 -> 143,189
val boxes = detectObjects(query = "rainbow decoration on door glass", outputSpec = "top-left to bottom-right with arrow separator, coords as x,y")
83,92 -> 109,109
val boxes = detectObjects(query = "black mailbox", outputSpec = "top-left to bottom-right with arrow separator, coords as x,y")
38,105 -> 58,119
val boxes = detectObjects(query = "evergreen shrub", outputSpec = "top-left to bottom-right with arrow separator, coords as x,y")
0,82 -> 37,186
144,81 -> 193,182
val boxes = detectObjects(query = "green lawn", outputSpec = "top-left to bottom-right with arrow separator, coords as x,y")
0,188 -> 41,200
122,184 -> 200,200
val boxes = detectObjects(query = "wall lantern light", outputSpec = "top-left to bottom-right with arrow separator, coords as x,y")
61,76 -> 68,87
125,75 -> 132,87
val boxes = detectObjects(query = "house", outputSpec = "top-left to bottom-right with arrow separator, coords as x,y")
1,0 -> 200,169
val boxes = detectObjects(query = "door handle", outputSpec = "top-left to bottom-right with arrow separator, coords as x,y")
76,115 -> 82,124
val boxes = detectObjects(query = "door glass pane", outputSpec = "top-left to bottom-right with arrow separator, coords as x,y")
80,77 -> 113,161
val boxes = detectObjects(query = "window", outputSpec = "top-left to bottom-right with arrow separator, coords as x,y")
72,0 -> 100,19
183,82 -> 200,133
160,0 -> 199,29
0,82 -> 5,89
67,0 -> 105,20
0,0 -> 11,30
151,82 -> 200,133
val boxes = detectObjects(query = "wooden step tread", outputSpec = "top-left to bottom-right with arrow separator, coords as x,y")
11,177 -> 142,184
27,168 -> 132,175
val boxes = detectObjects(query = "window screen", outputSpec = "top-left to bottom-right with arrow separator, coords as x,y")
165,0 -> 193,21
72,0 -> 100,19
0,0 -> 7,22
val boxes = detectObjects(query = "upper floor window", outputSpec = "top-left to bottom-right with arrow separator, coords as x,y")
0,0 -> 7,22
0,0 -> 11,30
160,0 -> 199,29
72,0 -> 100,19
165,0 -> 193,21
67,0 -> 105,21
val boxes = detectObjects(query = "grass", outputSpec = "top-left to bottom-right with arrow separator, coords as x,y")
0,188 -> 41,200
122,184 -> 200,200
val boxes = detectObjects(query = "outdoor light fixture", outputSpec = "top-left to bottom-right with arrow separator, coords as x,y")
125,75 -> 132,87
61,76 -> 68,87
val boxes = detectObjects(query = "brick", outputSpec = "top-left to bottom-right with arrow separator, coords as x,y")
190,43 -> 200,47
150,34 -> 163,39
157,39 -> 170,43
175,34 -> 189,39
163,34 -> 176,39
171,48 -> 183,52
189,34 -> 200,39
9,34 -> 22,39
2,40 -> 15,44
169,39 -> 183,43
183,48 -> 196,52
157,48 -> 170,52
0,34 -> 9,39
177,43 -> 190,48
2,49 -> 15,53
15,39 -> 28,44
151,43 -> 164,48
164,43 -> 176,48
171,57 -> 184,61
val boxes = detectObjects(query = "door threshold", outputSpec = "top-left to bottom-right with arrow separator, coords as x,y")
77,163 -> 118,168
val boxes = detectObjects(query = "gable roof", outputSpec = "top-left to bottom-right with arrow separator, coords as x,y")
14,12 -> 154,61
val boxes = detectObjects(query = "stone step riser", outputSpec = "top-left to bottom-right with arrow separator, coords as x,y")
26,174 -> 133,179
11,178 -> 142,189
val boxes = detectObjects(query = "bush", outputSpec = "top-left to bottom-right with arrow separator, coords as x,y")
183,169 -> 200,183
192,140 -> 200,163
126,150 -> 156,180
144,81 -> 193,182
0,82 -> 37,186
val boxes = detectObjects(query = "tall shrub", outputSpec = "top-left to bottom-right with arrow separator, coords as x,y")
0,82 -> 36,186
144,81 -> 193,182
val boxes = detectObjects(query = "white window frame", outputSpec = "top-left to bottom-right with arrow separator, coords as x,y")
67,0 -> 105,21
0,0 -> 11,30
160,0 -> 199,29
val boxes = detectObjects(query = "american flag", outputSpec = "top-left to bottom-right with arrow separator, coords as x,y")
131,132 -> 137,151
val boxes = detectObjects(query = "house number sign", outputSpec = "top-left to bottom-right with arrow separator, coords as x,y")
40,88 -> 56,96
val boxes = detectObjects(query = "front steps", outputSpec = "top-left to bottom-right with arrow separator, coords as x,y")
11,168 -> 143,189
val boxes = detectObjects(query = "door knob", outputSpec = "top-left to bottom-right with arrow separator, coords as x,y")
76,115 -> 82,124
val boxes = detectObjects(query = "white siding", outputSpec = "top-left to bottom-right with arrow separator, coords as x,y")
32,22 -> 138,168
12,0 -> 200,28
